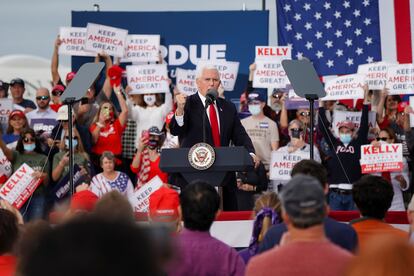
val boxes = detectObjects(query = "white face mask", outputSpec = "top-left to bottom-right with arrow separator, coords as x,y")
144,95 -> 156,106
248,104 -> 261,116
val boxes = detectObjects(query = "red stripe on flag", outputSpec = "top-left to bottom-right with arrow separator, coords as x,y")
394,0 -> 413,63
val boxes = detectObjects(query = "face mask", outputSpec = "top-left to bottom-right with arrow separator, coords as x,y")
271,103 -> 282,113
339,133 -> 352,144
65,139 -> 78,148
248,104 -> 261,116
144,95 -> 156,106
24,143 -> 36,152
148,139 -> 159,149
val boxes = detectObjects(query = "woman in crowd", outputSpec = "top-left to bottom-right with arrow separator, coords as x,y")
127,88 -> 173,151
239,192 -> 282,263
0,128 -> 49,221
51,128 -> 91,183
89,151 -> 134,198
377,88 -> 402,129
2,110 -> 28,150
131,126 -> 168,188
371,128 -> 409,211
90,85 -> 128,170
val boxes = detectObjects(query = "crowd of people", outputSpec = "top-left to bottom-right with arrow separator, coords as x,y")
1,34 -> 414,274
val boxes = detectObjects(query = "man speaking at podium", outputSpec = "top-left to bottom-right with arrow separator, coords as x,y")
169,64 -> 257,210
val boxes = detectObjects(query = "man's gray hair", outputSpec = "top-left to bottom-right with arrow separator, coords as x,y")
195,63 -> 220,79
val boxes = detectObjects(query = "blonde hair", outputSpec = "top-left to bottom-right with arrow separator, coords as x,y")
253,192 -> 281,242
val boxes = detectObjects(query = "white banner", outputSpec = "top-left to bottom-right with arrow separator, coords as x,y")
0,99 -> 13,132
0,149 -> 12,180
84,23 -> 128,57
323,74 -> 365,100
175,68 -> 197,95
253,60 -> 290,89
360,144 -> 403,173
269,151 -> 310,180
0,164 -> 42,209
122,34 -> 160,63
196,60 -> 239,91
127,64 -> 169,94
255,46 -> 291,61
332,110 -> 377,137
58,27 -> 95,57
128,176 -> 163,212
386,64 -> 414,95
357,61 -> 391,90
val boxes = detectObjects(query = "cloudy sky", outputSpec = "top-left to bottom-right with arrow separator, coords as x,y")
0,0 -> 276,66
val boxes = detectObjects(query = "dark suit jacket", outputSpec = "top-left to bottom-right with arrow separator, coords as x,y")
169,93 -> 254,153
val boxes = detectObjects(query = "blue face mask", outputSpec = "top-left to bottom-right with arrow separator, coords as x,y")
65,139 -> 78,148
23,143 -> 36,152
248,104 -> 261,115
339,133 -> 352,144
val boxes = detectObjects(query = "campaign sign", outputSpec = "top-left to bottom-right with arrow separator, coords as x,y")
360,144 -> 403,173
253,60 -> 290,89
0,149 -> 12,181
176,68 -> 197,95
127,64 -> 169,94
332,110 -> 377,137
255,46 -> 291,61
51,164 -> 87,201
284,88 -> 318,110
85,23 -> 128,57
122,34 -> 160,63
323,74 -> 365,100
128,176 -> 163,212
270,151 -> 310,180
357,61 -> 391,90
59,27 -> 95,57
386,64 -> 414,95
196,60 -> 239,91
0,99 -> 13,132
0,164 -> 42,209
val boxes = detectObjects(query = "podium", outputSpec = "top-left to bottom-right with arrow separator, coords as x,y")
159,146 -> 254,186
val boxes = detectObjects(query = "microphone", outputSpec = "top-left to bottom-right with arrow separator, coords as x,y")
205,89 -> 218,106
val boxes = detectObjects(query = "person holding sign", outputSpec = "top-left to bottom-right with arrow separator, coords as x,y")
0,128 -> 49,221
89,151 -> 134,198
318,85 -> 370,211
377,88 -> 402,129
370,128 -> 409,211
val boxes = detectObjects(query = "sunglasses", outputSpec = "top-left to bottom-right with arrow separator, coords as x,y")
52,90 -> 63,97
289,128 -> 303,132
23,137 -> 35,143
272,94 -> 283,99
36,96 -> 50,101
376,137 -> 389,141
65,136 -> 78,140
299,112 -> 310,116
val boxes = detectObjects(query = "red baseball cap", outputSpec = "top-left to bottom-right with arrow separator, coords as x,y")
66,72 -> 76,82
70,190 -> 99,212
338,121 -> 355,131
148,187 -> 180,222
9,109 -> 26,120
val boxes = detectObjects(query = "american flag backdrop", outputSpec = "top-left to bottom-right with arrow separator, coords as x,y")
276,0 -> 413,77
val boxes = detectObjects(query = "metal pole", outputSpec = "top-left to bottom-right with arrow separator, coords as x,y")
309,98 -> 314,160
262,0 -> 266,10
67,102 -> 75,195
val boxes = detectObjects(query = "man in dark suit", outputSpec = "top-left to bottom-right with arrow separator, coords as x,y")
169,65 -> 258,209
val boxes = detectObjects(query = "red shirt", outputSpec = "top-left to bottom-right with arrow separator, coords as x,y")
90,118 -> 125,155
131,155 -> 168,184
0,255 -> 17,276
50,103 -> 62,112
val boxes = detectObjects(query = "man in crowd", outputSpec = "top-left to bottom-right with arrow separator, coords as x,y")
168,180 -> 245,276
259,159 -> 358,253
0,208 -> 19,276
0,80 -> 9,98
26,87 -> 57,136
9,78 -> 36,112
351,175 -> 407,251
247,174 -> 353,276
241,89 -> 279,170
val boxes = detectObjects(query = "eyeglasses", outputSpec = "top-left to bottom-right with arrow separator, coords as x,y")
376,137 -> 389,141
36,96 -> 50,101
289,128 -> 303,132
52,90 -> 63,97
299,112 -> 310,116
23,137 -> 35,143
272,94 -> 283,99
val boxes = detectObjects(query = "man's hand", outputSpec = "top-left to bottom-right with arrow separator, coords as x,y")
176,93 -> 187,116
251,153 -> 260,168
